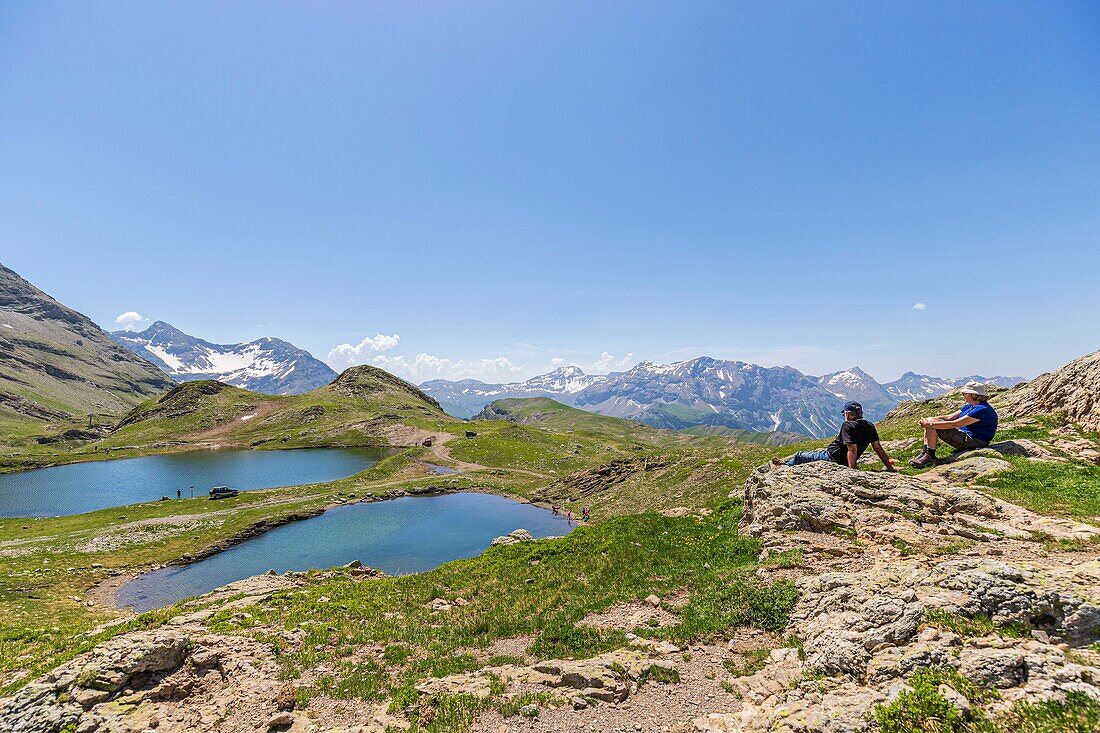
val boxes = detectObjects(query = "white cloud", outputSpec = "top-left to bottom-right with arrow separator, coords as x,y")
368,353 -> 523,383
327,333 -> 401,367
912,302 -> 927,311
114,311 -> 147,331
590,352 -> 635,374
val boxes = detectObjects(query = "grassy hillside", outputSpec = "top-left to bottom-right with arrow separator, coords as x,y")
5,362 -> 1098,711
0,264 -> 173,432
679,425 -> 807,446
0,366 -> 451,471
475,397 -> 685,445
109,365 -> 447,446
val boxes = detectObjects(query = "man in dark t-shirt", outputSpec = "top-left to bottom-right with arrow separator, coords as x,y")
772,401 -> 897,471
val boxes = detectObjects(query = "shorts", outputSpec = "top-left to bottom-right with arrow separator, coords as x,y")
936,428 -> 989,452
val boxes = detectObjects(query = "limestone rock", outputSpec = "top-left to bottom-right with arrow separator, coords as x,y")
995,350 -> 1100,432
415,648 -> 676,704
490,529 -> 534,546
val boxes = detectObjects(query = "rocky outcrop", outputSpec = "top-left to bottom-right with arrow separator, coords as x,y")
0,625 -> 298,733
0,631 -> 186,733
489,528 -> 534,546
995,349 -> 1100,431
702,461 -> 1100,732
741,461 -> 1098,558
416,645 -> 679,704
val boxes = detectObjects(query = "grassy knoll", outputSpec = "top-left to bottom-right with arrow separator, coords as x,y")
211,504 -> 797,731
0,366 -> 451,472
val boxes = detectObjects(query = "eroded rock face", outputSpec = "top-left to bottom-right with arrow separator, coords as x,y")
995,349 -> 1100,432
0,631 -> 187,733
0,628 -> 290,733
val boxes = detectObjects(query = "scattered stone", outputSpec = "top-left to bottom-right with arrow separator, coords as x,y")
265,711 -> 295,728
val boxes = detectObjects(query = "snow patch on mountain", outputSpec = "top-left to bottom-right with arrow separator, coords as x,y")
110,321 -> 336,395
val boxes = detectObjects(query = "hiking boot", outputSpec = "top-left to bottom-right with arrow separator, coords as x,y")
909,449 -> 937,468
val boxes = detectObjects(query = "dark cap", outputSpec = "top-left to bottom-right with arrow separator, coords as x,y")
843,401 -> 863,414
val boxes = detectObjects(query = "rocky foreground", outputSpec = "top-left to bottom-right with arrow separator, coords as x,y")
3,446 -> 1099,732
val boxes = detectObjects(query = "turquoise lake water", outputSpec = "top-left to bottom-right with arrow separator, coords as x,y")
116,492 -> 576,612
0,448 -> 387,518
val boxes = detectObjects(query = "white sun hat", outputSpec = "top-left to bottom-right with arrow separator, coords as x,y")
960,381 -> 989,397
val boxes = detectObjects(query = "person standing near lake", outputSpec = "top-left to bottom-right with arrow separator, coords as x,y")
910,382 -> 998,467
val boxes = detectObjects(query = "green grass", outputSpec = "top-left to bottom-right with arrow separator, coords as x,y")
921,610 -> 1028,639
997,691 -> 1100,733
875,668 -> 1100,733
207,506 -> 795,728
679,425 -> 807,446
975,456 -> 1100,520
874,668 -> 994,733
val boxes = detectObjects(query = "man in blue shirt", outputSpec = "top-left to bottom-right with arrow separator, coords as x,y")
910,382 -> 998,468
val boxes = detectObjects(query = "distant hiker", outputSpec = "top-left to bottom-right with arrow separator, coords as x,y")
582,506 -> 590,522
771,401 -> 897,471
551,504 -> 558,515
176,488 -> 181,499
910,382 -> 998,468
566,510 -> 574,520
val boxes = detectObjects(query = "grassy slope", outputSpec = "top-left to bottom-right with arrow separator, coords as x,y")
233,506 -> 796,730
679,424 -> 808,446
0,388 -> 799,690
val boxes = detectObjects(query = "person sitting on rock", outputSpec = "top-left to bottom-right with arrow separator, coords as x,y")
771,401 -> 897,471
910,382 -> 998,468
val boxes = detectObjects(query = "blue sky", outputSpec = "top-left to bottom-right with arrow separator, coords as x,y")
2,2 -> 1098,384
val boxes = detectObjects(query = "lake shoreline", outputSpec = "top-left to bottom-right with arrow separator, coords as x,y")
0,440 -> 394,476
0,445 -> 392,518
102,483 -> 560,612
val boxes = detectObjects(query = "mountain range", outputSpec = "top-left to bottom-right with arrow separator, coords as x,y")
0,261 -> 1024,438
421,360 -> 1024,437
110,321 -> 337,395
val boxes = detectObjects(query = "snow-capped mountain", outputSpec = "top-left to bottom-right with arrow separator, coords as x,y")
818,367 -> 897,421
420,366 -> 608,418
422,358 -> 846,437
421,358 -> 1028,437
571,358 -> 845,436
882,372 -> 1025,402
110,321 -> 337,395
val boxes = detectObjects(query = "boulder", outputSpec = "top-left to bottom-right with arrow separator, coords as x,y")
490,529 -> 534,546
